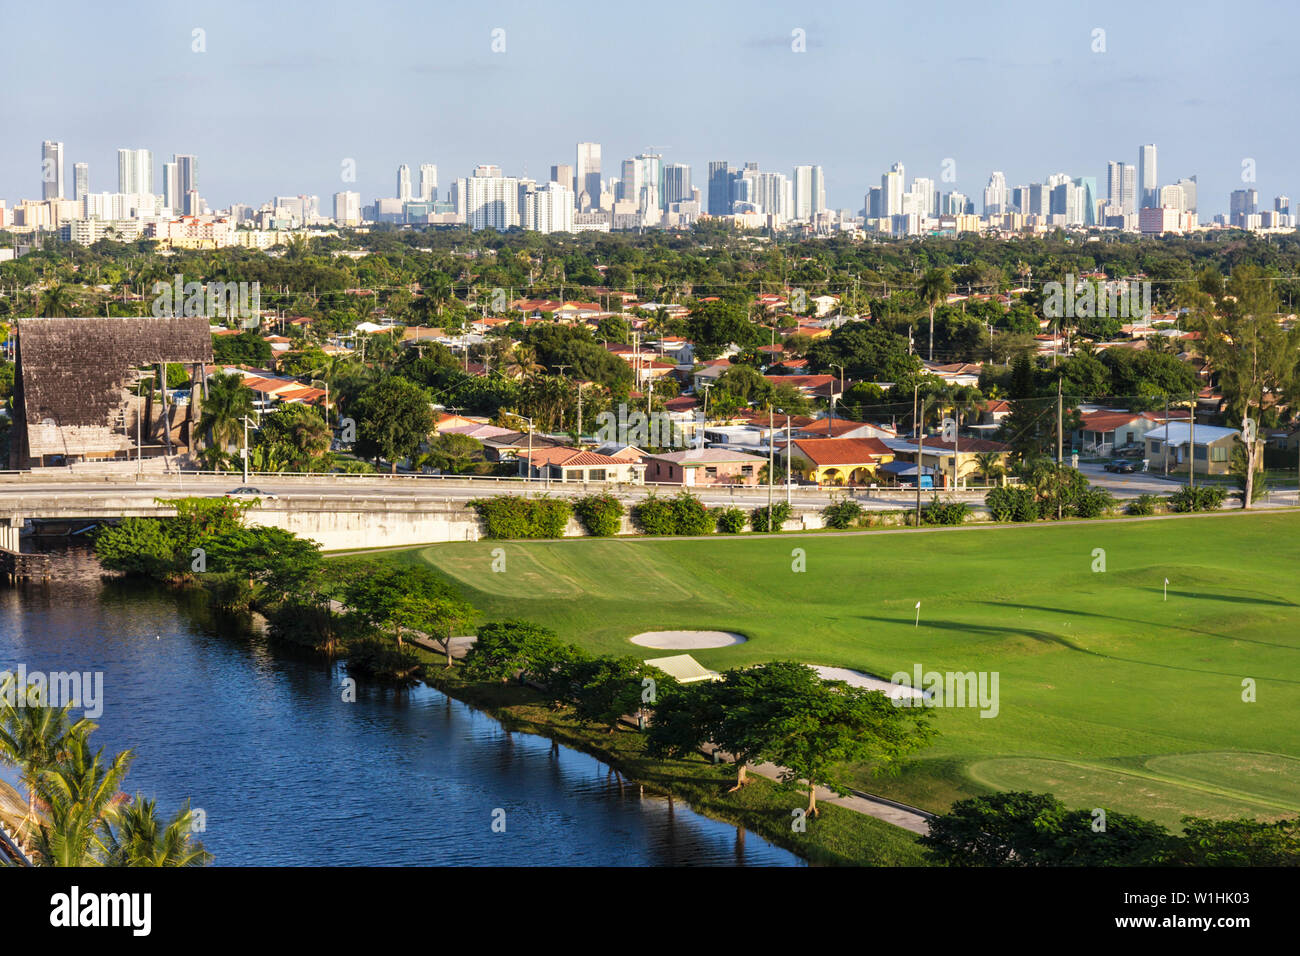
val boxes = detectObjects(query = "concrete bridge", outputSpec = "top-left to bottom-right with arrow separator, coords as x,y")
0,472 -> 925,550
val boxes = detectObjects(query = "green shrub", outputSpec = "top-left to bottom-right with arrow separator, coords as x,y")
1072,487 -> 1116,519
573,493 -> 624,537
822,499 -> 864,529
921,495 -> 970,526
985,485 -> 1038,522
714,507 -> 747,534
1126,493 -> 1159,516
632,492 -> 712,535
1168,485 -> 1226,513
344,636 -> 424,686
471,495 -> 573,538
750,501 -> 794,533
93,518 -> 182,577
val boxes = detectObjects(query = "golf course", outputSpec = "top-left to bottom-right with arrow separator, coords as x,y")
381,510 -> 1300,830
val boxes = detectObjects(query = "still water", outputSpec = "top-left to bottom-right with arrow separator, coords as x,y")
0,547 -> 800,866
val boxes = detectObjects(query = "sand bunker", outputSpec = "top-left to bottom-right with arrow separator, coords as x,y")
629,630 -> 748,649
811,665 -> 928,701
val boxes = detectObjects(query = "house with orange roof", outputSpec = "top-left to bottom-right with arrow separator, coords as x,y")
517,446 -> 644,483
780,437 -> 895,485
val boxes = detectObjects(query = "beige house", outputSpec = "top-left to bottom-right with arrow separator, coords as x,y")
1143,423 -> 1240,475
643,448 -> 766,486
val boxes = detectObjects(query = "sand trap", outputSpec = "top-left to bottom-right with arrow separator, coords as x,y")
812,665 -> 929,701
629,630 -> 748,649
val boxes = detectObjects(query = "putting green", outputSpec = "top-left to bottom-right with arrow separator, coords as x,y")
385,511 -> 1300,824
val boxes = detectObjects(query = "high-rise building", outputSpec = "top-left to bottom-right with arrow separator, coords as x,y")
1026,183 -> 1047,217
550,163 -> 574,189
1230,188 -> 1258,226
1276,195 -> 1291,216
983,171 -> 1008,216
73,163 -> 89,202
456,167 -> 524,230
1075,176 -> 1098,226
162,162 -> 179,210
1174,176 -> 1197,216
419,164 -> 437,202
117,148 -> 153,197
882,162 -> 906,217
909,177 -> 937,219
521,181 -> 575,234
41,141 -> 65,200
1139,144 -> 1158,209
170,154 -> 199,212
397,164 -> 412,202
792,165 -> 826,220
575,142 -> 602,211
333,191 -> 362,225
707,161 -> 732,216
662,163 -> 693,206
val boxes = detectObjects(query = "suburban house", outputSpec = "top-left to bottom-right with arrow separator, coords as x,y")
923,361 -> 983,387
517,447 -> 644,483
781,437 -> 895,485
793,417 -> 896,441
477,430 -> 571,463
1073,408 -> 1191,456
643,448 -> 766,486
886,437 -> 1012,487
1143,423 -> 1240,475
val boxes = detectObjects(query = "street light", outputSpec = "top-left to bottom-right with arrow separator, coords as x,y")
829,363 -> 845,430
240,415 -> 257,484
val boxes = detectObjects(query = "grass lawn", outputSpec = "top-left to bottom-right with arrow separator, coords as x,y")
374,511 -> 1300,831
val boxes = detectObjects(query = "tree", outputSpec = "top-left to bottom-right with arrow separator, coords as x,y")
417,432 -> 483,474
974,450 -> 1005,484
343,564 -> 475,664
212,330 -> 273,366
461,620 -> 575,684
254,402 -> 332,471
198,372 -> 255,455
919,268 -> 952,362
0,677 -> 92,851
31,727 -> 133,867
687,297 -> 760,360
350,376 -> 435,472
761,664 -> 934,816
1188,267 -> 1298,509
101,796 -> 211,867
558,656 -> 672,733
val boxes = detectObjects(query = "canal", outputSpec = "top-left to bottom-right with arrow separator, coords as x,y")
0,546 -> 800,866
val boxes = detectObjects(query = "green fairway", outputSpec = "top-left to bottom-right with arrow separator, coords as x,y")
382,512 -> 1300,829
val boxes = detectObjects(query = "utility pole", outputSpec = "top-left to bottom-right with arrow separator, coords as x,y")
1189,393 -> 1195,490
915,384 -> 924,526
785,412 -> 792,508
1056,377 -> 1064,521
767,404 -> 774,520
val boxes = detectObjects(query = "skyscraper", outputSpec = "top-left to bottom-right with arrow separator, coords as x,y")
550,164 -> 574,189
793,165 -> 826,220
419,164 -> 438,202
662,163 -> 693,206
1139,144 -> 1158,209
73,163 -> 89,202
397,165 -> 412,202
575,142 -> 602,211
173,155 -> 199,213
708,161 -> 732,216
882,162 -> 905,217
117,148 -> 153,196
1075,176 -> 1098,226
162,161 -> 179,210
333,191 -> 362,225
42,141 -> 65,200
983,171 -> 1008,216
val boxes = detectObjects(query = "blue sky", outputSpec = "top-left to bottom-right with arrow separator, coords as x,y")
3,0 -> 1297,217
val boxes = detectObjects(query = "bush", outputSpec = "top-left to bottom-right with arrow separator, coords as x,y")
632,492 -> 712,535
1126,493 -> 1159,516
345,636 -> 423,686
985,485 -> 1038,522
822,499 -> 864,530
714,507 -> 747,534
921,495 -> 970,526
1072,487 -> 1116,519
472,495 -> 573,538
1168,485 -> 1226,513
573,493 -> 623,537
750,501 -> 794,533
93,518 -> 181,577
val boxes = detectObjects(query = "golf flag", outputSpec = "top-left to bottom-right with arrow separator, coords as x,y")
1164,578 -> 1169,601
914,601 -> 921,626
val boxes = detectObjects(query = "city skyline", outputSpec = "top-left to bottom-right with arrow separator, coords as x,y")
2,0 -> 1296,219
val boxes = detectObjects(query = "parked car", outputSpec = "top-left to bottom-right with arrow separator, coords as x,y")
1103,460 -> 1136,474
225,486 -> 277,499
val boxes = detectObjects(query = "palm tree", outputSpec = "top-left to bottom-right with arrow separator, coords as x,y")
974,451 -> 1006,485
30,728 -> 133,867
198,373 -> 255,455
919,268 -> 952,362
0,677 -> 91,851
38,284 -> 77,317
101,796 -> 211,867
505,343 -> 543,380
